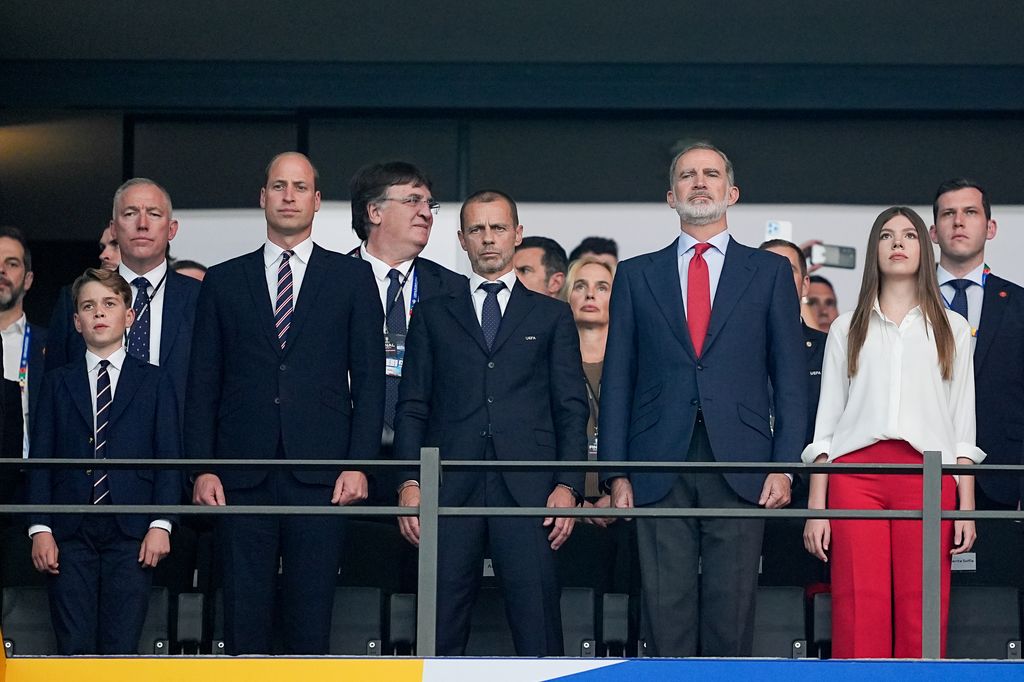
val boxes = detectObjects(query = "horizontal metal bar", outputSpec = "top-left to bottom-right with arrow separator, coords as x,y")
942,510 -> 1024,520
0,459 -> 411,470
0,505 -> 415,516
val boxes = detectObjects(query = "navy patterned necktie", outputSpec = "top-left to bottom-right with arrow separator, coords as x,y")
949,279 -> 972,320
93,360 -> 112,504
384,268 -> 407,428
480,282 -> 505,350
275,250 -> 294,349
127,277 -> 152,361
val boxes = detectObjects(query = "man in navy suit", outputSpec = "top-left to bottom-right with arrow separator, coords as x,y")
599,142 -> 807,656
930,178 -> 1024,510
187,152 -> 384,655
27,268 -> 181,654
395,190 -> 588,656
0,227 -> 48,459
347,161 -> 466,499
46,179 -> 200,426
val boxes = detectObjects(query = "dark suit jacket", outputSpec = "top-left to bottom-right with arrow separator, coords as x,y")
802,321 -> 827,447
184,244 -> 384,491
410,256 -> 469,309
27,355 -> 182,540
395,279 -> 589,508
27,322 -> 46,426
45,273 -> 200,426
972,273 -> 1024,505
598,237 -> 808,506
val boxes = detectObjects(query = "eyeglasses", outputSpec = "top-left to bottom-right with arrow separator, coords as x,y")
381,195 -> 440,215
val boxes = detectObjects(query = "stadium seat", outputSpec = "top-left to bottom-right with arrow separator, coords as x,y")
947,586 -> 1022,659
176,592 -> 204,654
138,586 -> 171,655
388,592 -> 416,655
602,592 -> 630,657
561,586 -> 596,657
812,592 -> 832,658
329,586 -> 383,655
752,586 -> 807,658
1,586 -> 57,655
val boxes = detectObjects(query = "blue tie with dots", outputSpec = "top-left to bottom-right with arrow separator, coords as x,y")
949,279 -> 972,320
92,360 -> 111,504
127,277 -> 152,361
480,282 -> 505,350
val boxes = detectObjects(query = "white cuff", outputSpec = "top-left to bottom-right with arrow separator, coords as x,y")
149,519 -> 172,534
28,524 -> 52,538
954,443 -> 986,464
801,440 -> 831,464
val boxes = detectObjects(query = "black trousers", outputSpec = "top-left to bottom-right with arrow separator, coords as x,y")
435,459 -> 563,656
636,419 -> 764,657
217,470 -> 345,655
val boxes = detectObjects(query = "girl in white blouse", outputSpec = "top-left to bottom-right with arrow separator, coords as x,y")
801,206 -> 983,658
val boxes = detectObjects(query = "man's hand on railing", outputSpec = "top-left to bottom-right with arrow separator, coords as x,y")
332,471 -> 368,506
139,528 -> 171,568
398,483 -> 421,547
193,473 -> 227,506
544,486 -> 577,550
803,518 -> 830,563
30,532 -> 60,575
758,473 -> 792,509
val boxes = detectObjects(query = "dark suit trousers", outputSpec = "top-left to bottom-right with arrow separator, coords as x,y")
436,449 -> 563,657
48,515 -> 152,655
636,417 -> 764,657
217,470 -> 345,655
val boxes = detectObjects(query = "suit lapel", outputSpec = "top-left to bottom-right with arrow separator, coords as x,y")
285,244 -> 327,352
490,280 -> 538,354
446,290 -> 490,356
64,361 -> 94,431
158,272 -> 186,366
643,239 -> 696,361
108,358 -> 145,425
415,259 -> 443,300
702,238 -> 756,356
242,247 -> 285,356
974,274 -> 1008,372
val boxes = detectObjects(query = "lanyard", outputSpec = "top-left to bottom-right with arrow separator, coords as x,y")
133,270 -> 168,323
939,263 -> 989,338
18,323 -> 30,390
384,265 -> 419,336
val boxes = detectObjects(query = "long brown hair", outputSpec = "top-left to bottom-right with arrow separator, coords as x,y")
847,206 -> 955,380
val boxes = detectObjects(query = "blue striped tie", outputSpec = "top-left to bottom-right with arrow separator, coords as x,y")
275,250 -> 294,349
93,359 -> 112,505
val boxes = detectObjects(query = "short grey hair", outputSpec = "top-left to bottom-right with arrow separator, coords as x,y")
112,178 -> 174,219
668,141 -> 735,188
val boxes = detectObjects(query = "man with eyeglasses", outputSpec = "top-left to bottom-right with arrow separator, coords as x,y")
348,162 -> 467,478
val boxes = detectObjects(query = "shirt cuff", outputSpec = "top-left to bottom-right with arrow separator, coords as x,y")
28,524 -> 51,538
149,519 -> 172,534
801,440 -> 831,464
954,443 -> 986,464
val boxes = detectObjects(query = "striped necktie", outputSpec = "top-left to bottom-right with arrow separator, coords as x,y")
92,359 -> 112,505
275,250 -> 294,349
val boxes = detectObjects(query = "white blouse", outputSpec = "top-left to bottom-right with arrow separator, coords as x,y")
801,302 -> 985,465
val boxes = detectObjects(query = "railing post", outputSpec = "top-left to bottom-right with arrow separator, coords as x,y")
416,447 -> 440,657
921,450 -> 942,659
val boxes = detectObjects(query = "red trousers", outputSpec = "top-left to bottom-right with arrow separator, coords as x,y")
828,441 -> 956,658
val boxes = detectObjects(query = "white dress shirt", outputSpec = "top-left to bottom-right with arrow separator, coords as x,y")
29,347 -> 171,537
1,313 -> 30,457
359,244 -> 416,328
469,270 -> 518,324
120,260 -> 168,366
677,229 -> 730,316
802,304 -> 986,467
264,237 -> 314,307
937,263 -> 985,339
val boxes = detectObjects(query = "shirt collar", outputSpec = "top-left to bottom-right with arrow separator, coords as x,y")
264,237 -> 314,270
871,298 -> 922,322
359,243 -> 415,283
120,260 -> 168,288
469,269 -> 518,294
677,229 -> 730,257
85,346 -> 127,374
936,263 -> 985,288
1,313 -> 27,336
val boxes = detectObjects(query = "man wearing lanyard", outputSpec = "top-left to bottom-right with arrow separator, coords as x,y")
46,179 -> 200,425
347,162 -> 467,465
931,178 -> 1024,510
0,227 -> 47,460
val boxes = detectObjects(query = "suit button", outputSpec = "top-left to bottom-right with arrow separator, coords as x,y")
487,361 -> 495,369
274,397 -> 281,405
88,437 -> 94,444
480,431 -> 488,437
279,364 -> 287,371
487,396 -> 494,404
696,364 -> 703,371
690,399 -> 699,406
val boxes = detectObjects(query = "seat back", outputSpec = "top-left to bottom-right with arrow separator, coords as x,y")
329,586 -> 382,655
138,586 -> 170,655
560,587 -> 596,657
752,586 -> 807,658
1,586 -> 57,655
947,586 -> 1022,659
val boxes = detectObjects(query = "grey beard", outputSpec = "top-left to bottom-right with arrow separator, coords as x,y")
676,198 -> 729,226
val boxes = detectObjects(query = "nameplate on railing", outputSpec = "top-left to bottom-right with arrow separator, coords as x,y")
951,553 -> 977,572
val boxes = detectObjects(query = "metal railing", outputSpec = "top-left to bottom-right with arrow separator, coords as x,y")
2,453 -> 1023,659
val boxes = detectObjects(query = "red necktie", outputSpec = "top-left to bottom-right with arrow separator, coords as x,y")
687,242 -> 712,356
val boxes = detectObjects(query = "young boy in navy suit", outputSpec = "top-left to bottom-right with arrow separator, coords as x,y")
27,268 -> 181,655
